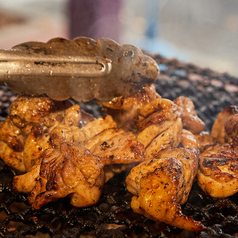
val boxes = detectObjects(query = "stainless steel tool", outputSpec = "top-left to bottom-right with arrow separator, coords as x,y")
0,37 -> 159,102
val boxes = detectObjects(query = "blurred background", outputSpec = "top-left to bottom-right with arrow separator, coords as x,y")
0,0 -> 238,77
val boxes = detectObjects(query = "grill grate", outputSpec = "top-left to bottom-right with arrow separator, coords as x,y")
0,54 -> 237,237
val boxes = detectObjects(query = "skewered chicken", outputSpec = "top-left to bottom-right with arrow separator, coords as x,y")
13,142 -> 105,209
211,105 -> 238,144
174,96 -> 205,134
197,143 -> 238,197
126,147 -> 205,231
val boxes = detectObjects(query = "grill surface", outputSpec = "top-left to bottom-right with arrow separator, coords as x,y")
0,54 -> 237,237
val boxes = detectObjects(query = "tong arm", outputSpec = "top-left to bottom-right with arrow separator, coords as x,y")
0,49 -> 112,79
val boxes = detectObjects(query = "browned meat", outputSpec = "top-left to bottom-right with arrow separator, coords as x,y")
174,96 -> 205,134
3,94 -> 147,207
0,139 -> 24,172
136,98 -> 182,160
21,115 -> 118,173
0,95 -> 93,172
99,85 -> 161,131
211,105 -> 238,144
76,115 -> 117,144
181,129 -> 198,149
13,142 -> 105,210
84,127 -> 145,182
142,117 -> 182,160
9,95 -> 57,125
23,122 -> 83,171
100,89 -> 183,161
126,147 -> 205,231
194,131 -> 216,152
85,128 -> 144,165
197,143 -> 238,197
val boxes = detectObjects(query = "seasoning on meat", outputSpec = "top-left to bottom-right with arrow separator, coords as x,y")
197,143 -> 238,197
13,142 -> 105,209
126,147 -> 205,231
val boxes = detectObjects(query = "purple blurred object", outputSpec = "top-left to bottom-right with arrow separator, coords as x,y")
69,0 -> 121,42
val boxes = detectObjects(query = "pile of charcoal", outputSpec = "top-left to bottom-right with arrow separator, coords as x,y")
0,54 -> 237,237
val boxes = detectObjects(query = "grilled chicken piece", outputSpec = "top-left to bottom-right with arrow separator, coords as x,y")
23,123 -> 83,171
85,128 -> 145,182
136,98 -> 182,160
142,117 -> 182,160
211,105 -> 238,144
0,139 -> 24,172
77,115 -> 117,144
100,88 -> 183,160
0,96 -> 60,172
194,131 -> 216,152
126,147 -> 205,231
181,129 -> 198,149
99,84 -> 161,131
85,128 -> 144,165
23,114 -> 118,172
0,116 -> 25,171
0,95 -> 94,172
174,96 -> 205,134
197,143 -> 238,197
13,142 -> 105,210
9,95 -> 58,125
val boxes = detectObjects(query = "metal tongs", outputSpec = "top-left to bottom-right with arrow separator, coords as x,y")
0,37 -> 159,102
0,49 -> 112,77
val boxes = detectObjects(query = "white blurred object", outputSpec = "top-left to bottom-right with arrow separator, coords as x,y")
120,0 -> 238,77
0,0 -> 68,49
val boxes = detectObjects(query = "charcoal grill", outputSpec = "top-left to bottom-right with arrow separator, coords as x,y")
0,54 -> 237,237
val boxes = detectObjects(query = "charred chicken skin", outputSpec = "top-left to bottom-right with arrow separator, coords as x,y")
126,147 -> 205,231
100,87 -> 183,160
3,95 -> 145,209
85,127 -> 145,182
0,82 -> 228,233
99,84 -> 161,131
0,95 -> 94,172
197,143 -> 238,197
13,142 -> 105,209
85,128 -> 144,166
136,98 -> 182,160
